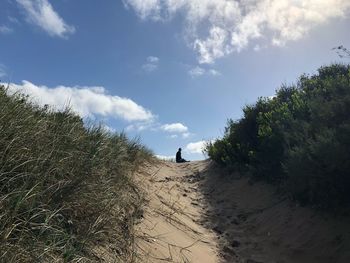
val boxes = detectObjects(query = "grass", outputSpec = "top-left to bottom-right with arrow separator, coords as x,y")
0,84 -> 153,262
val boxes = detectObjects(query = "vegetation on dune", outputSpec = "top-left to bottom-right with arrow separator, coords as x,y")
0,85 -> 153,262
206,64 -> 350,210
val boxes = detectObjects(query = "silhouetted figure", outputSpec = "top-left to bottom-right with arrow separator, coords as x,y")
176,148 -> 188,163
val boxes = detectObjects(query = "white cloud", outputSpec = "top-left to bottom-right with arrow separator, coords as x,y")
103,125 -> 116,133
6,80 -> 154,122
142,63 -> 158,72
181,132 -> 192,139
127,121 -> 193,138
142,56 -> 160,72
184,140 -> 207,154
188,66 -> 221,77
124,0 -> 350,63
123,0 -> 162,20
194,26 -> 229,64
161,122 -> 188,133
253,44 -> 263,52
156,154 -> 174,161
208,69 -> 221,76
147,56 -> 159,63
126,121 -> 194,141
126,121 -> 156,131
16,0 -> 75,38
0,25 -> 13,34
188,66 -> 205,77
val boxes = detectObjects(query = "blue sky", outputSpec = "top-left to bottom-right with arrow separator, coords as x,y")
1,0 -> 350,160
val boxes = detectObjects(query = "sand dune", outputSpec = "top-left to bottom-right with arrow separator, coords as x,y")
135,160 -> 350,263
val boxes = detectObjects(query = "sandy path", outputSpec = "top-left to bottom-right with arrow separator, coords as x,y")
135,160 -> 219,263
136,160 -> 350,263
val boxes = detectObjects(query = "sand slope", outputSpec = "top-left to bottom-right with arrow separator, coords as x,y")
135,161 -> 219,262
136,160 -> 350,263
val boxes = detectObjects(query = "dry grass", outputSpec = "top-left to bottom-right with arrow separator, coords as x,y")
0,85 -> 153,262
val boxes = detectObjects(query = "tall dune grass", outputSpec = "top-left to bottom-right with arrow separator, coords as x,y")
0,85 -> 153,262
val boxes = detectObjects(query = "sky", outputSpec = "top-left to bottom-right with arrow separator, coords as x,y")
0,0 -> 350,160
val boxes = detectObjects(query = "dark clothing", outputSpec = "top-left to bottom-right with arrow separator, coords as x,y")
176,150 -> 186,163
176,150 -> 182,162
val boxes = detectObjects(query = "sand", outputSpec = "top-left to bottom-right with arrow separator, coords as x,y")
135,160 -> 350,263
135,161 -> 219,263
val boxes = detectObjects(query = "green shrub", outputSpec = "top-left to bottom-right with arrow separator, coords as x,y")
206,64 -> 350,209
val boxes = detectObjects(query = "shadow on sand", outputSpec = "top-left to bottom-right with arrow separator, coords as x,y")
183,160 -> 350,263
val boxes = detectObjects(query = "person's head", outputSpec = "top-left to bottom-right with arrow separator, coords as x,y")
178,148 -> 182,152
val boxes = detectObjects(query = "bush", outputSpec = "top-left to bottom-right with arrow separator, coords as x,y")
0,85 -> 153,262
206,64 -> 350,209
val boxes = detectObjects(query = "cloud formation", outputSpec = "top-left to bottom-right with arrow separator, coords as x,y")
155,154 -> 174,160
188,66 -> 221,77
160,123 -> 193,138
188,66 -> 205,77
124,0 -> 350,63
16,0 -> 75,38
126,121 -> 192,139
0,25 -> 13,34
142,56 -> 160,72
6,80 -> 154,122
184,140 -> 207,154
161,123 -> 188,133
125,121 -> 157,132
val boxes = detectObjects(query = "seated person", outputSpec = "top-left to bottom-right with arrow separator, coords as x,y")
176,148 -> 188,163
